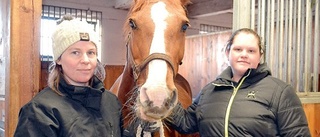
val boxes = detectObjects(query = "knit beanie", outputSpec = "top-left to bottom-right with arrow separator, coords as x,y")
52,15 -> 98,61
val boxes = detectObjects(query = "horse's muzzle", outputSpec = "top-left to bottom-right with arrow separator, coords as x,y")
137,88 -> 178,120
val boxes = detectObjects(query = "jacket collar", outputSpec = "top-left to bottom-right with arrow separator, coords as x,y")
58,75 -> 105,111
214,63 -> 271,87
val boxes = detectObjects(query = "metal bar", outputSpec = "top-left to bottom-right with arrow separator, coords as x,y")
283,0 -> 288,82
266,0 -> 271,64
304,0 -> 312,92
293,0 -> 298,89
261,0 -> 266,63
296,0 -> 302,92
270,0 -> 275,71
274,0 -> 280,78
279,0 -> 284,80
251,0 -> 255,29
288,0 -> 293,85
300,1 -> 306,92
257,0 -> 261,34
314,0 -> 320,92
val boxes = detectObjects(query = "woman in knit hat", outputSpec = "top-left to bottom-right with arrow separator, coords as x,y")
14,15 -> 123,137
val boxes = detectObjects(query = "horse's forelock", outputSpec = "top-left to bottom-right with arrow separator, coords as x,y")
130,0 -> 190,17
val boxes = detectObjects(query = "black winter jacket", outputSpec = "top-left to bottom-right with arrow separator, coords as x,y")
14,76 -> 123,137
168,63 -> 310,137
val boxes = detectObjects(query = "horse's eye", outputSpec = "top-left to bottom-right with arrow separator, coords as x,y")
181,23 -> 190,32
129,19 -> 137,29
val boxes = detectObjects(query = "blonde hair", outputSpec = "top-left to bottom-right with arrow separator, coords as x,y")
47,62 -> 63,95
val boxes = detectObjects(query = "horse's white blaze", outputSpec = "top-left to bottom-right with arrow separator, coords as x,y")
140,2 -> 170,107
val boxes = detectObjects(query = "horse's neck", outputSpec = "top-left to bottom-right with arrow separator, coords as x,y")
120,64 -> 135,87
115,62 -> 136,102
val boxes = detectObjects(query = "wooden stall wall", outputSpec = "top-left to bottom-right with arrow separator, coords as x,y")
179,31 -> 231,98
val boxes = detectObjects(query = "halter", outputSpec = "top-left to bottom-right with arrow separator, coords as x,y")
125,32 -> 177,82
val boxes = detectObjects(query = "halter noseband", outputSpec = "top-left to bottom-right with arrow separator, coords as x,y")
126,33 -> 177,82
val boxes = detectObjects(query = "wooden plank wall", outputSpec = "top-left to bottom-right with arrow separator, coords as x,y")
179,31 -> 231,98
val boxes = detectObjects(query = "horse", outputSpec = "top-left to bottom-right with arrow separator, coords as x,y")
110,0 -> 196,136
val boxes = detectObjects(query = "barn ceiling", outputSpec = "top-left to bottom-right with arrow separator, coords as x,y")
114,0 -> 233,28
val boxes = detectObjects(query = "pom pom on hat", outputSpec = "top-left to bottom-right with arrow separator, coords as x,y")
51,15 -> 98,61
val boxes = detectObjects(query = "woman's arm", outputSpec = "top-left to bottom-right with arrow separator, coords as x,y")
165,98 -> 199,134
276,85 -> 311,137
14,102 -> 59,137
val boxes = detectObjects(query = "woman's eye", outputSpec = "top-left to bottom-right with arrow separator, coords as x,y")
88,51 -> 96,55
234,48 -> 241,51
71,51 -> 79,55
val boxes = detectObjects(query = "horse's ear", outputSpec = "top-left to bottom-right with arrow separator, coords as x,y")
180,0 -> 192,6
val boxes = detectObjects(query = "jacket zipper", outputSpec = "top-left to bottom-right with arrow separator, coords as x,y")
222,70 -> 251,137
109,122 -> 113,137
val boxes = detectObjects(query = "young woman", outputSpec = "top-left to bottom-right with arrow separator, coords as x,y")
166,28 -> 310,137
14,15 -> 123,137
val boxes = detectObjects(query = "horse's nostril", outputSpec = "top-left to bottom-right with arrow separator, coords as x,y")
169,89 -> 178,107
163,89 -> 177,109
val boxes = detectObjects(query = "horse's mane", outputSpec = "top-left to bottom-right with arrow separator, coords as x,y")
123,0 -> 192,42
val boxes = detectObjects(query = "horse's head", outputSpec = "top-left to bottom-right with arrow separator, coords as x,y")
125,0 -> 190,122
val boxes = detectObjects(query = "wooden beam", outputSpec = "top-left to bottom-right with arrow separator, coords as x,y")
7,0 -> 42,136
187,0 -> 233,17
303,103 -> 320,137
115,0 -> 132,9
232,0 -> 251,30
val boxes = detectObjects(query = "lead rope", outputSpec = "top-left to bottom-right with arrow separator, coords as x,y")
136,120 -> 165,137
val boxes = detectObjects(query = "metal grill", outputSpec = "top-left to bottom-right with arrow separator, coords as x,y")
199,24 -> 231,34
42,5 -> 102,24
252,0 -> 319,94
